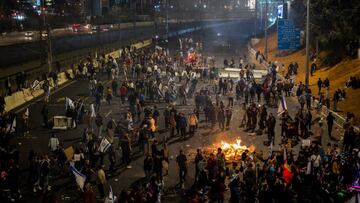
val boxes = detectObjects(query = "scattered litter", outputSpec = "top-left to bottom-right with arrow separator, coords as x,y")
186,145 -> 190,147
114,179 -> 118,182
18,142 -> 22,146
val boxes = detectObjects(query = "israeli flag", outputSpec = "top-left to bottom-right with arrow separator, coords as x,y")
109,186 -> 116,203
98,138 -> 111,153
277,95 -> 287,116
66,97 -> 75,110
268,141 -> 273,159
90,104 -> 96,118
70,165 -> 86,191
31,80 -> 40,90
6,117 -> 16,134
25,108 -> 29,117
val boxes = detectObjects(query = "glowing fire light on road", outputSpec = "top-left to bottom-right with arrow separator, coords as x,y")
210,138 -> 255,161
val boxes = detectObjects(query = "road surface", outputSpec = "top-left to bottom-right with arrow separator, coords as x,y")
5,25 -> 341,203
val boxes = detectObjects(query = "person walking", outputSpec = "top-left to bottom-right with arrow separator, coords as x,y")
326,112 -> 335,139
41,104 -> 49,128
119,83 -> 128,104
225,106 -> 232,130
178,113 -> 187,139
39,155 -> 51,193
48,133 -> 59,153
317,78 -> 323,95
218,107 -> 225,131
97,165 -> 106,200
144,154 -> 153,182
194,148 -> 203,183
168,112 -> 176,138
81,183 -> 96,203
333,92 -> 339,112
121,133 -> 132,169
267,113 -> 276,144
43,79 -> 50,103
106,86 -> 112,105
95,113 -> 103,138
188,112 -> 198,137
94,91 -> 101,112
228,88 -> 235,107
111,80 -> 118,97
176,150 -> 187,189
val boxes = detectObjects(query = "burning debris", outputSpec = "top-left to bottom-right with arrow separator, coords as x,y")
206,138 -> 255,162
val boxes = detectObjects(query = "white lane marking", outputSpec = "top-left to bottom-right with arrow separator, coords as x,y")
105,110 -> 112,118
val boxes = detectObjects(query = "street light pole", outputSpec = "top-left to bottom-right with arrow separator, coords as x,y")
165,0 -> 169,39
254,0 -> 257,38
265,0 -> 268,61
305,0 -> 310,87
41,0 -> 52,73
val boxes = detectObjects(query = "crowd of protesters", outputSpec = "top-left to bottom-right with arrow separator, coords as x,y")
346,76 -> 360,89
0,37 -> 359,203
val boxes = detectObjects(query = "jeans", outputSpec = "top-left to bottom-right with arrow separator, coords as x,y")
189,125 -> 196,136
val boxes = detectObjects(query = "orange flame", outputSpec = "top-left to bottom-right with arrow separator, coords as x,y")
211,138 -> 254,161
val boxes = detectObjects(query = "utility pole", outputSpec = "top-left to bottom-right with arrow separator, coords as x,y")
46,24 -> 53,73
165,0 -> 169,39
131,0 -> 136,28
305,0 -> 310,87
265,0 -> 268,61
40,0 -> 52,73
254,0 -> 257,38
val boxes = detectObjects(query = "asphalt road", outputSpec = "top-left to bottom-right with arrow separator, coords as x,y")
7,27 -> 342,203
0,22 -> 155,46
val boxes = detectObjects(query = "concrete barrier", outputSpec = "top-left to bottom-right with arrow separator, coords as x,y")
22,88 -> 34,102
31,89 -> 44,98
57,72 -> 67,85
67,69 -> 74,79
4,91 -> 27,112
106,50 -> 121,59
48,78 -> 55,88
4,37 -> 153,113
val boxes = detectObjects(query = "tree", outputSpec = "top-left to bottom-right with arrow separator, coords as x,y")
310,0 -> 360,64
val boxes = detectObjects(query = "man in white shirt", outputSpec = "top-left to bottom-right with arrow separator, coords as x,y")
48,133 -> 59,152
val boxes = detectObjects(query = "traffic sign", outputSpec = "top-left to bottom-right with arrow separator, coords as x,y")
277,19 -> 301,50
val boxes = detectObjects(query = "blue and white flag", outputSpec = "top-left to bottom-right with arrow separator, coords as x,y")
268,141 -> 273,159
90,104 -> 96,118
6,117 -> 16,134
109,186 -> 115,203
98,138 -> 111,153
70,165 -> 86,191
66,97 -> 75,110
277,96 -> 287,116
